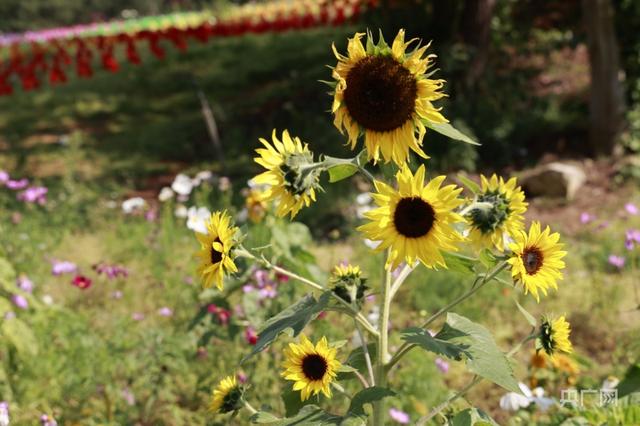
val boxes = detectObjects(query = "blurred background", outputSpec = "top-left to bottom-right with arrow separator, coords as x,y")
1,1 -> 639,425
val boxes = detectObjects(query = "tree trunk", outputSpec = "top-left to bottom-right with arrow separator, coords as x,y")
460,0 -> 496,87
583,0 -> 626,156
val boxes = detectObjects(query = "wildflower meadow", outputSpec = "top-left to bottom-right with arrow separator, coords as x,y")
1,1 -> 640,425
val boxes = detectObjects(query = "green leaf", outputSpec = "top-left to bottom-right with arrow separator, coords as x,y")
449,408 -> 498,426
244,293 -> 331,360
427,122 -> 480,145
327,164 -> 358,183
339,343 -> 377,381
437,313 -> 520,393
281,384 -> 318,417
401,327 -> 470,361
348,387 -> 395,417
251,412 -> 281,423
514,299 -> 537,327
0,298 -> 12,317
478,249 -> 498,269
1,318 -> 38,357
251,405 -> 342,425
457,174 -> 481,194
442,252 -> 476,275
618,363 -> 640,398
0,257 -> 16,289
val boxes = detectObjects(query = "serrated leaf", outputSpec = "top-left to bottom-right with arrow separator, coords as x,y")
449,408 -> 498,426
327,164 -> 358,183
252,404 -> 342,425
243,293 -> 331,360
437,313 -> 520,393
478,249 -> 498,269
427,122 -> 480,145
457,174 -> 481,194
442,252 -> 476,275
401,327 -> 470,361
282,384 -> 317,417
514,299 -> 537,327
348,387 -> 395,417
1,318 -> 38,356
251,412 -> 282,423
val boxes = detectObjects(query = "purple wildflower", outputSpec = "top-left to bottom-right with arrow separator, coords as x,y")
0,170 -> 9,184
608,255 -> 625,270
625,203 -> 639,215
0,401 -> 9,426
17,186 -> 48,204
93,263 -> 128,279
51,260 -> 77,276
40,414 -> 58,426
6,178 -> 29,190
625,229 -> 640,251
579,212 -> 594,224
132,312 -> 145,321
435,357 -> 450,373
388,408 -> 410,424
158,307 -> 173,317
12,294 -> 28,310
17,274 -> 34,293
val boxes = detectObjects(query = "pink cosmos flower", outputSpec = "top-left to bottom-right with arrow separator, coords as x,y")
579,212 -> 594,224
6,178 -> 29,190
71,275 -> 92,289
12,294 -> 28,310
17,186 -> 48,204
435,357 -> 450,373
158,307 -> 173,317
17,274 -> 33,293
608,255 -> 625,269
51,260 -> 77,276
389,408 -> 410,424
245,326 -> 258,345
625,229 -> 640,251
0,170 -> 9,184
132,312 -> 145,321
625,203 -> 639,215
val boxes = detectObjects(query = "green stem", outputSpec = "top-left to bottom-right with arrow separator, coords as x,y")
389,263 -> 414,299
354,320 -> 375,386
372,258 -> 392,426
243,400 -> 258,415
387,262 -> 509,372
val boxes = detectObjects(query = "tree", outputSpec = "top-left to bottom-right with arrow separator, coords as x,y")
583,0 -> 626,156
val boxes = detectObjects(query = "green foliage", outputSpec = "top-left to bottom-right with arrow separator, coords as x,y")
448,408 -> 498,426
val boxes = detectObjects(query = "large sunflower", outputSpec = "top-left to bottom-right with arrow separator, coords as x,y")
331,30 -> 447,165
358,164 -> 464,270
508,221 -> 566,302
539,315 -> 573,357
281,334 -> 341,401
195,211 -> 239,290
253,130 -> 320,218
466,174 -> 528,251
209,375 -> 243,413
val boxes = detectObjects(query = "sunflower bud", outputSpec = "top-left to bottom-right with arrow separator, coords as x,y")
210,375 -> 245,414
281,150 -> 322,198
329,264 -> 367,305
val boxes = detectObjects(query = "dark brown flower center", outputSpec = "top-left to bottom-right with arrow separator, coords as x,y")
301,353 -> 328,381
211,237 -> 223,264
343,55 -> 417,132
393,197 -> 436,238
522,247 -> 543,275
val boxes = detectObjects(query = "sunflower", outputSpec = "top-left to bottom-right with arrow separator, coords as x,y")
507,221 -> 566,302
358,164 -> 464,270
539,316 -> 573,357
331,30 -> 447,165
281,334 -> 341,401
209,375 -> 243,414
465,174 -> 528,251
330,264 -> 367,304
195,211 -> 239,290
253,130 -> 321,218
245,187 -> 268,223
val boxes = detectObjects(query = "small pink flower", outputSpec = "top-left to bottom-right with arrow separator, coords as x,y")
608,255 -> 625,269
51,260 -> 77,276
71,275 -> 92,290
0,170 -> 9,184
625,203 -> 639,215
17,274 -> 33,293
6,178 -> 29,190
435,357 -> 450,374
132,312 -> 145,321
145,208 -> 157,222
237,372 -> 248,383
111,291 -> 123,299
625,229 -> 640,251
245,327 -> 258,345
579,212 -> 594,224
158,307 -> 173,317
389,408 -> 410,424
12,294 -> 29,310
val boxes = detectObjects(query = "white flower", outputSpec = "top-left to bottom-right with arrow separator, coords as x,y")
193,170 -> 213,186
42,294 -> 54,305
218,176 -> 231,191
500,383 -> 555,412
171,173 -> 194,196
363,239 -> 381,249
174,205 -> 188,218
186,206 -> 211,234
158,187 -> 174,202
122,197 -> 146,214
356,193 -> 372,205
602,376 -> 619,391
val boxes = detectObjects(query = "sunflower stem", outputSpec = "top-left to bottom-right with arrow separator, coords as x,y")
386,261 -> 509,371
415,331 -> 536,425
243,400 -> 258,415
354,320 -> 375,386
389,263 -> 414,299
372,258 -> 392,426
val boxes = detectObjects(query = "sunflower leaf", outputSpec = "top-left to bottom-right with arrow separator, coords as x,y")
401,327 -> 471,361
348,386 -> 396,417
327,163 -> 358,183
243,292 -> 331,361
449,408 -> 499,426
251,404 -> 342,425
437,313 -> 521,393
426,121 -> 480,146
457,173 -> 481,194
442,252 -> 476,275
618,363 -> 640,398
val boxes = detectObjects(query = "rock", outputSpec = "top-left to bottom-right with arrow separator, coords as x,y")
519,162 -> 586,200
